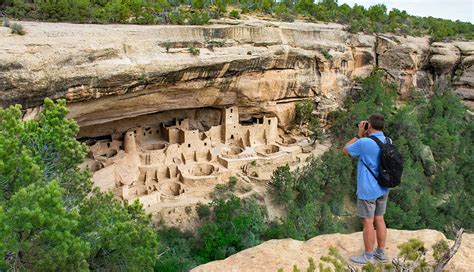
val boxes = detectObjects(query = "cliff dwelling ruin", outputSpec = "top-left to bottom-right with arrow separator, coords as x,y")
82,106 -> 329,218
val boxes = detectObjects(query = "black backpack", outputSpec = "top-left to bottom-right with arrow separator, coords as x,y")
361,135 -> 403,188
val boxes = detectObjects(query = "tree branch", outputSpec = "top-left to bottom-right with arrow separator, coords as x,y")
434,228 -> 464,272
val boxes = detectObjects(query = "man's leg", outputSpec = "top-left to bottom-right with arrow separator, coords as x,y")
363,218 -> 375,252
374,215 -> 387,249
351,199 -> 376,264
373,193 -> 389,262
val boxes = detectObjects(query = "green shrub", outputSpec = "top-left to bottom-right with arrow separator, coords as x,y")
185,206 -> 192,214
169,10 -> 185,25
189,46 -> 200,56
188,11 -> 209,25
280,12 -> 295,22
196,196 -> 267,262
5,0 -> 29,18
432,240 -> 449,262
228,176 -> 238,191
10,23 -> 25,35
308,116 -> 324,143
229,10 -> 240,19
215,0 -> 227,13
196,202 -> 211,219
155,227 -> 197,271
269,164 -> 295,206
163,42 -> 172,52
295,99 -> 314,126
207,40 -> 225,51
321,49 -> 332,59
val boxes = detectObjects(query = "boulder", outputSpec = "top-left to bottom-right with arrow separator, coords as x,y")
420,145 -> 436,176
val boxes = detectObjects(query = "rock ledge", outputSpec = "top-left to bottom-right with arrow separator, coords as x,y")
193,229 -> 473,271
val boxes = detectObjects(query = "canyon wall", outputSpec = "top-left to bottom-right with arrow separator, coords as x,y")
1,18 -> 473,136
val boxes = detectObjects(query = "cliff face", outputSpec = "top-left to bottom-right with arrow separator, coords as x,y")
192,229 -> 474,272
1,18 -> 473,135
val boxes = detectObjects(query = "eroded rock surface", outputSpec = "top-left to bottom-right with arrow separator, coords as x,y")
193,229 -> 474,272
2,19 -> 472,133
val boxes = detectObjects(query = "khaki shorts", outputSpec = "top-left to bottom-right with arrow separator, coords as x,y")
357,193 -> 389,219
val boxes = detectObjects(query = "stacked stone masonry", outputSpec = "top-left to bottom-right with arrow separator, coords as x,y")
86,106 -> 311,211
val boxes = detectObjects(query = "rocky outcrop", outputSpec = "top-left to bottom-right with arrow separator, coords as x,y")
193,229 -> 474,272
0,20 -> 359,130
0,18 -> 473,135
452,42 -> 474,100
376,34 -> 431,97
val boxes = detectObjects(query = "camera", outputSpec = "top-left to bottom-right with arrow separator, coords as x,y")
355,121 -> 369,130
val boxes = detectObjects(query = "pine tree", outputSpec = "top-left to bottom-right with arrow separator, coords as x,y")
0,182 -> 90,271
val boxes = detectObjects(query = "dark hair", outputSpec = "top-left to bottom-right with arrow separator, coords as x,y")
368,113 -> 384,130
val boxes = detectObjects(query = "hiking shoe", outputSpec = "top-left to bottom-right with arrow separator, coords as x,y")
374,250 -> 388,263
350,253 -> 375,265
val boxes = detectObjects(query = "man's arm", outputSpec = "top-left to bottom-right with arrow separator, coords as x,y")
343,137 -> 358,156
342,121 -> 368,156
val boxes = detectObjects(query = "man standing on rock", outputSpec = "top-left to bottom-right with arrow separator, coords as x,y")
343,113 -> 389,265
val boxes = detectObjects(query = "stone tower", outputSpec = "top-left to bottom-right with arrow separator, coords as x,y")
222,106 -> 239,144
124,130 -> 137,153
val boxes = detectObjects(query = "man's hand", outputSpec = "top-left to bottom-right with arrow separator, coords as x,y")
343,121 -> 368,156
358,121 -> 368,137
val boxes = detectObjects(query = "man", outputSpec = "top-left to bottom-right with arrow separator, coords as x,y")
343,113 -> 389,264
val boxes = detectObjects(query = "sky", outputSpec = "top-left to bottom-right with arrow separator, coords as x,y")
337,0 -> 474,23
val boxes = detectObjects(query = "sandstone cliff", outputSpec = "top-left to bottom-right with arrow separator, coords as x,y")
192,229 -> 474,272
1,18 -> 473,136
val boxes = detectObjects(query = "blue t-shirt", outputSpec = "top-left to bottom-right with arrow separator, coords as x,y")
347,131 -> 389,200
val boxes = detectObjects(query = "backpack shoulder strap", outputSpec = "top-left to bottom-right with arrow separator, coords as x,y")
368,135 -> 384,147
361,159 -> 378,181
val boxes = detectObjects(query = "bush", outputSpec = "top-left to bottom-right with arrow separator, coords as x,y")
188,11 -> 209,25
155,227 -> 197,271
207,40 -> 225,51
210,179 -> 237,199
269,165 -> 295,206
308,116 -> 324,143
189,46 -> 200,56
294,99 -> 314,126
163,42 -> 172,52
196,202 -> 211,219
228,176 -> 238,191
321,49 -> 332,59
196,196 -> 267,262
432,240 -> 449,262
229,10 -> 240,19
10,23 -> 25,35
185,206 -> 192,214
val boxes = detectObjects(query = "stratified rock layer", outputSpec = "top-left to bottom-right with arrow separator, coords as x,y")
193,229 -> 474,272
1,18 -> 473,133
